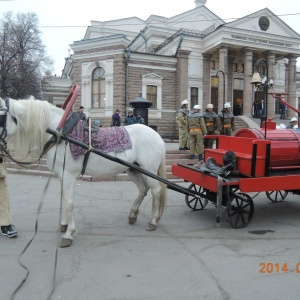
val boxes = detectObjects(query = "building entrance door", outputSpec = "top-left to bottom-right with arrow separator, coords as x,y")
211,87 -> 218,113
233,90 -> 243,116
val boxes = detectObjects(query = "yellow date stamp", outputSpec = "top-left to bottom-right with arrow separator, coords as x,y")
259,262 -> 300,273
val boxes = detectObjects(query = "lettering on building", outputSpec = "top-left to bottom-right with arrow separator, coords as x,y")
231,35 -> 292,48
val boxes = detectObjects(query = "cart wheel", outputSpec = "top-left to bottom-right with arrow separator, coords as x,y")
226,192 -> 254,228
266,190 -> 288,202
185,183 -> 208,211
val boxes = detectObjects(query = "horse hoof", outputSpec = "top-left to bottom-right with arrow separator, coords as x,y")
59,238 -> 73,248
128,217 -> 137,224
60,224 -> 68,232
146,223 -> 157,231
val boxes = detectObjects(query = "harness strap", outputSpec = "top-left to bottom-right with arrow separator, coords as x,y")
80,118 -> 93,177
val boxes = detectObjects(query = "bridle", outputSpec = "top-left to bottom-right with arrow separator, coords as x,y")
0,99 -> 18,142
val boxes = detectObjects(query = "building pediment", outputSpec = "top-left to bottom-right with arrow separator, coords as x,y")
202,8 -> 300,57
224,8 -> 300,39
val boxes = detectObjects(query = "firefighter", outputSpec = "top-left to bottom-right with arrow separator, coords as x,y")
187,105 -> 207,161
203,103 -> 218,148
218,102 -> 235,136
176,99 -> 190,150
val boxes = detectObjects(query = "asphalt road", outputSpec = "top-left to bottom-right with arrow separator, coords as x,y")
1,174 -> 300,300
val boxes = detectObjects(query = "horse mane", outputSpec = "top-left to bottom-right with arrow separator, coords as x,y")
9,97 -> 63,160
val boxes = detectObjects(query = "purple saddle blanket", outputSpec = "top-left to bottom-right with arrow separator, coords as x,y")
67,121 -> 132,160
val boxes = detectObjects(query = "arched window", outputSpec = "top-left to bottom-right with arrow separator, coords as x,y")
92,67 -> 105,108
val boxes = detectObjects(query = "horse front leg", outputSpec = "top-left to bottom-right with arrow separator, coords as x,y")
59,173 -> 77,248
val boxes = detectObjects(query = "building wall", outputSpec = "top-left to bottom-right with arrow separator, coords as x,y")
42,3 -> 300,137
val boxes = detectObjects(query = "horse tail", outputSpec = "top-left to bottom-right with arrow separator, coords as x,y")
158,150 -> 167,219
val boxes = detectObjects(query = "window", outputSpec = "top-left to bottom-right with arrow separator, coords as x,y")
238,63 -> 244,73
191,87 -> 199,108
211,60 -> 215,69
142,73 -> 163,118
233,63 -> 238,72
147,85 -> 157,108
91,67 -> 105,108
233,78 -> 244,90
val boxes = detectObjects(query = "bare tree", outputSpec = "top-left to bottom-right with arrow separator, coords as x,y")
0,11 -> 53,99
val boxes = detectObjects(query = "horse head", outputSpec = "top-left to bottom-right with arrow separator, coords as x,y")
1,97 -> 62,159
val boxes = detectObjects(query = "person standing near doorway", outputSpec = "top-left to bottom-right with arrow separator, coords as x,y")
279,102 -> 286,119
187,105 -> 207,161
203,103 -> 218,148
218,102 -> 235,136
176,99 -> 190,150
260,100 -> 264,117
111,109 -> 121,127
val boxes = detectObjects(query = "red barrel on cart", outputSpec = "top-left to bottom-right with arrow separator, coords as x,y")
234,119 -> 300,167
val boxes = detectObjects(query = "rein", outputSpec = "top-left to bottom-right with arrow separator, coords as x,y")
10,138 -> 66,300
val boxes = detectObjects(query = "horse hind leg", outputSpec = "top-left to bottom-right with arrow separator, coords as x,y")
126,169 -> 149,225
146,179 -> 161,231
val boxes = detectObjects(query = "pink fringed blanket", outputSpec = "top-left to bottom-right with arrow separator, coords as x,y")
67,121 -> 132,160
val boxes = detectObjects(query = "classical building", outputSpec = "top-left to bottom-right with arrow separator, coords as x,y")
42,0 -> 300,136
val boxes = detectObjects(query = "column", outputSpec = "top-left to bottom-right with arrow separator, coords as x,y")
176,50 -> 191,106
286,54 -> 298,119
218,46 -> 228,110
266,52 -> 276,119
243,48 -> 254,117
202,53 -> 212,109
227,55 -> 235,107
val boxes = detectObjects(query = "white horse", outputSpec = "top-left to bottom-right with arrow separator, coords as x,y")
0,98 -> 167,247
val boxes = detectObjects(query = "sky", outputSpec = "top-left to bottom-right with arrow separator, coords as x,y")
1,0 -> 300,75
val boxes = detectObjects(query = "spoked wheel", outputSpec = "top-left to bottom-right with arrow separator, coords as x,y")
185,183 -> 208,211
226,192 -> 254,228
266,190 -> 288,202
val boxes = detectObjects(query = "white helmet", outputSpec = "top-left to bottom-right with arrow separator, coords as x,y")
181,99 -> 188,105
193,105 -> 201,110
224,102 -> 231,108
290,117 -> 297,122
206,103 -> 213,109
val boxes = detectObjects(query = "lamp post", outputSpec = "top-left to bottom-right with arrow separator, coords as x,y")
250,58 -> 273,139
216,70 -> 225,135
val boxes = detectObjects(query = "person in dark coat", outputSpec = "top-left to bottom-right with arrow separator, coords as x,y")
77,106 -> 86,121
279,103 -> 286,119
111,109 -> 121,127
136,114 -> 145,124
124,110 -> 136,125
